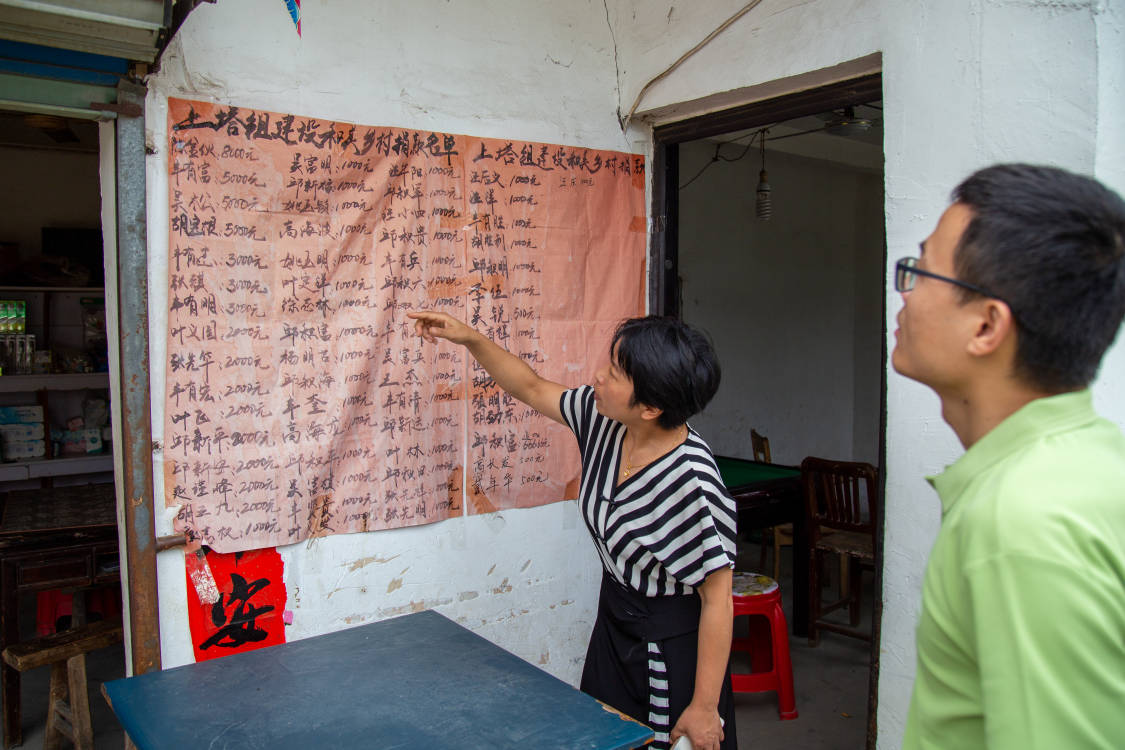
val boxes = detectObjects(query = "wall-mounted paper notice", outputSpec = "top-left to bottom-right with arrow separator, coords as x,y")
164,98 -> 646,552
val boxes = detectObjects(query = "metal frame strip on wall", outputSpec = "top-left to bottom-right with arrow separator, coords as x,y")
114,77 -> 160,677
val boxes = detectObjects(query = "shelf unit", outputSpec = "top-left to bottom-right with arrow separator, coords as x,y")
0,455 -> 114,483
0,287 -> 111,485
0,373 -> 108,393
0,287 -> 105,294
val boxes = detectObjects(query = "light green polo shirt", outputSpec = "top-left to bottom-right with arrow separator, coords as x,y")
903,390 -> 1125,750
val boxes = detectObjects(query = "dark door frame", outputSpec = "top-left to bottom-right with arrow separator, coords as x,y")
647,71 -> 886,750
649,72 -> 882,318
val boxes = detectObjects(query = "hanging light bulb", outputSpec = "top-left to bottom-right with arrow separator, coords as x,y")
756,130 -> 772,220
756,170 -> 772,221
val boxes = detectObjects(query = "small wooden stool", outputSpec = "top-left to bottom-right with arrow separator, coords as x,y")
731,572 -> 798,720
1,620 -> 123,750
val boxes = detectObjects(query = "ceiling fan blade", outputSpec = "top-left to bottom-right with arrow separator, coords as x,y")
23,113 -> 81,144
43,127 -> 80,144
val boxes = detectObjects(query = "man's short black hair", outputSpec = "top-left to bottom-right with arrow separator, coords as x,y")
611,316 -> 721,429
952,164 -> 1125,391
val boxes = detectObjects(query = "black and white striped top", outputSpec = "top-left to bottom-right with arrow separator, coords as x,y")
560,385 -> 737,596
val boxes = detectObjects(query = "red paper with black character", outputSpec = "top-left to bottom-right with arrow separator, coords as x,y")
185,547 -> 287,662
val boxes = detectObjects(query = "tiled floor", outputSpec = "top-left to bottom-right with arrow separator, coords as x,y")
10,539 -> 872,749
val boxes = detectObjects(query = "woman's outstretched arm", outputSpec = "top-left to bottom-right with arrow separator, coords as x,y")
408,310 -> 567,425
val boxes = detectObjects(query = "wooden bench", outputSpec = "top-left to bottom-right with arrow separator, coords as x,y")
2,620 -> 123,750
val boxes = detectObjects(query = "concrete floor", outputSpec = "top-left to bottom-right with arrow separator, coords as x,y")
732,539 -> 875,750
8,538 -> 873,750
8,595 -> 126,750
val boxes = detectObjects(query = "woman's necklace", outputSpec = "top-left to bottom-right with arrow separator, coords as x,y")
621,426 -> 687,478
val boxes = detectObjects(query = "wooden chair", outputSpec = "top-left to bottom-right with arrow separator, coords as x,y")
2,620 -> 123,749
800,457 -> 878,645
750,429 -> 771,464
749,432 -> 817,582
750,430 -> 779,572
748,431 -> 811,582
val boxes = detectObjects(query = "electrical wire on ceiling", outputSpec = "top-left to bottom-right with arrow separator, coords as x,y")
679,128 -> 768,191
677,101 -> 882,191
619,0 -> 766,131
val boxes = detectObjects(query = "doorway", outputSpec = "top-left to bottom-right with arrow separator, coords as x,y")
650,73 -> 887,749
0,107 -> 130,746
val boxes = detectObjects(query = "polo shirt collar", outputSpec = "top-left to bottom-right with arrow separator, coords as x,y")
926,389 -> 1097,513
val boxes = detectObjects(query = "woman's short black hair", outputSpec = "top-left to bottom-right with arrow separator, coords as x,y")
952,164 -> 1125,391
610,316 -> 721,429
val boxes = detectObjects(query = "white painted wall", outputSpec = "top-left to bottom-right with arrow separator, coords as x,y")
609,0 -> 1118,745
0,146 -> 99,261
144,0 -> 1124,744
678,144 -> 883,466
1094,0 -> 1125,428
145,0 -> 631,684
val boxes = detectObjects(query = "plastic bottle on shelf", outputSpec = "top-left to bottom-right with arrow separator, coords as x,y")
23,334 -> 35,375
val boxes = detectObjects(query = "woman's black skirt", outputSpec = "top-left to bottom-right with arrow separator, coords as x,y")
580,573 -> 737,750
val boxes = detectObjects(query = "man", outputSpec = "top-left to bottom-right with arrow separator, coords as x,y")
895,164 -> 1125,749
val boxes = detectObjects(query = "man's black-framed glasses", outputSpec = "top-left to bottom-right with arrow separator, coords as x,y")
894,257 -> 999,299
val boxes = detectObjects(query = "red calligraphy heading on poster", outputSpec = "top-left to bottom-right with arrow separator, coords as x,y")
164,98 -> 646,552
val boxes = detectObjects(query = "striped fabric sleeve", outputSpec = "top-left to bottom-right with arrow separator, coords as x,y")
654,476 -> 737,588
559,385 -> 594,448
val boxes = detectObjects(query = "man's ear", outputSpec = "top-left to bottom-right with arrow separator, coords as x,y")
966,299 -> 1016,357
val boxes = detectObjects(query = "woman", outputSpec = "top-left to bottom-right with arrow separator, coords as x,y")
409,311 -> 737,750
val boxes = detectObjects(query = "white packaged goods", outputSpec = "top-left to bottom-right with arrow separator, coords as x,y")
0,423 -> 45,442
53,428 -> 102,455
1,439 -> 45,461
0,406 -> 44,424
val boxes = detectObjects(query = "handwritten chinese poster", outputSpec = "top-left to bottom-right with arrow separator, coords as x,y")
165,98 -> 646,552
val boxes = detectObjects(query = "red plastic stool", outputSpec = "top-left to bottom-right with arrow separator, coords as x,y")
35,587 -> 122,636
730,572 -> 798,720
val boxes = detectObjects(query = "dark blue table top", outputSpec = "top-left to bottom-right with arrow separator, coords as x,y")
103,609 -> 652,750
